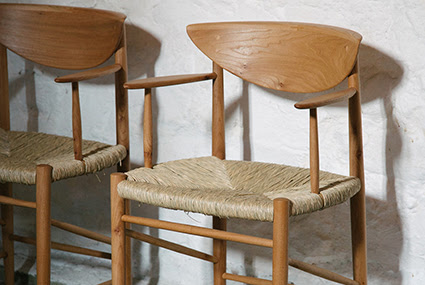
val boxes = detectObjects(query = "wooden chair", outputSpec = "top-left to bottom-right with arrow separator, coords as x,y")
111,22 -> 366,285
0,4 -> 130,284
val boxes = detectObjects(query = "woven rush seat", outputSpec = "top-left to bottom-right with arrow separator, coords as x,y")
0,131 -> 127,185
118,156 -> 361,221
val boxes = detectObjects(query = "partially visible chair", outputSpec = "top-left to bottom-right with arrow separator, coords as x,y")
0,4 -> 130,284
111,22 -> 366,285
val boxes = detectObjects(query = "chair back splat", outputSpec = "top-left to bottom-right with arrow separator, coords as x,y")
187,22 -> 361,93
0,4 -> 125,70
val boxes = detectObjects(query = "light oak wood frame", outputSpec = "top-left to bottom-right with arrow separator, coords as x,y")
112,22 -> 366,285
0,4 -> 130,284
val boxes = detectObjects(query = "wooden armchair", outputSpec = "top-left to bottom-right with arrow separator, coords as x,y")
0,4 -> 129,284
111,22 -> 366,285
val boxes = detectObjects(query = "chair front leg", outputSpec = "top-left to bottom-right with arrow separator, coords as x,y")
36,164 -> 52,284
273,198 -> 290,285
1,182 -> 14,285
213,217 -> 227,285
111,173 -> 127,285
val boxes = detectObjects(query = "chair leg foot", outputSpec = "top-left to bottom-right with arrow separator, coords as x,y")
273,198 -> 289,285
111,173 -> 127,285
36,164 -> 52,285
1,182 -> 14,285
213,217 -> 226,285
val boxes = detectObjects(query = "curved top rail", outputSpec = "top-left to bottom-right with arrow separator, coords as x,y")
0,4 -> 126,70
187,22 -> 361,93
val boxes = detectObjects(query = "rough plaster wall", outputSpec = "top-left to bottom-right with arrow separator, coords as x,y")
0,0 -> 424,284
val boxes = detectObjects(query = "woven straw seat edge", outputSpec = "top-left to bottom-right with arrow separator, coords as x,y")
117,156 -> 361,222
0,131 -> 127,185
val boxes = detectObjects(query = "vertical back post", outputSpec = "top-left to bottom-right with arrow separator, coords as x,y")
0,44 -> 10,130
114,27 -> 131,285
348,61 -> 367,284
115,28 -> 130,172
212,61 -> 227,284
143,88 -> 153,168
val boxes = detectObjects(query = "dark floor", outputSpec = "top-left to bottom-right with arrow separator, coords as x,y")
0,266 -> 65,285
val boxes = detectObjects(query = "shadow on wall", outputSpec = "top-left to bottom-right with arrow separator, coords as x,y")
224,44 -> 404,284
4,23 -> 161,283
125,23 -> 163,285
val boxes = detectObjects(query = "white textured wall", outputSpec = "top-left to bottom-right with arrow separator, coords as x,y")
1,0 -> 424,284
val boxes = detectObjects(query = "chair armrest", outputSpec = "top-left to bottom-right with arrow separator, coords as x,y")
54,64 -> 122,83
294,88 -> 357,109
124,73 -> 217,89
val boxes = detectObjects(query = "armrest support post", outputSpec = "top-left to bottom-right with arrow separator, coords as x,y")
143,88 -> 153,168
309,108 -> 319,194
72,82 -> 83,161
212,63 -> 225,160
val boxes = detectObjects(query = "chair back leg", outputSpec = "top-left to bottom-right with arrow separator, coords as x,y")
1,182 -> 14,285
36,164 -> 52,284
348,62 -> 367,284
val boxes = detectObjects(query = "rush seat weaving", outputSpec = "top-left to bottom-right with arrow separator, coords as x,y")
119,156 -> 361,221
0,131 -> 127,185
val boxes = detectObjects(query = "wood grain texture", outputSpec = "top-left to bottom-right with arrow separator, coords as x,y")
55,64 -> 122,83
114,32 -> 130,173
288,258 -> 359,285
187,22 -> 361,93
113,32 -> 131,285
121,215 -> 273,248
124,73 -> 216,89
0,195 -> 36,208
12,234 -> 111,259
36,164 -> 52,285
72,82 -> 83,161
212,63 -> 225,160
144,88 -> 153,168
126,229 -> 217,263
111,173 -> 127,285
213,216 -> 226,285
294,88 -> 357,109
51,219 -> 111,244
0,44 -> 10,131
348,62 -> 367,285
0,4 -> 125,70
272,198 -> 289,285
222,273 -> 272,285
309,109 -> 320,194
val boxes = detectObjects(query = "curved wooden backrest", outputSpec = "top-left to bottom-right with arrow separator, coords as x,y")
0,4 -> 126,70
187,22 -> 362,93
